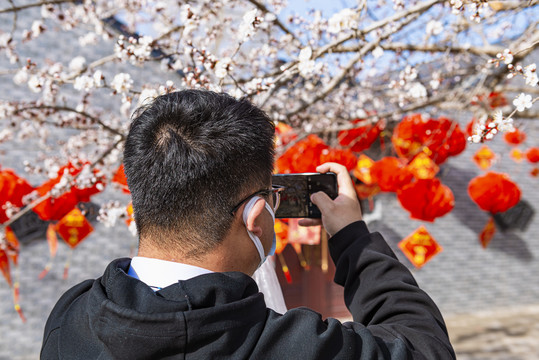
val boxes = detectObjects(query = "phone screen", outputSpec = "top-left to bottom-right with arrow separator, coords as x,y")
272,173 -> 337,218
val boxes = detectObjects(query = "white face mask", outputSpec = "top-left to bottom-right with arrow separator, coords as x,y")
242,196 -> 277,268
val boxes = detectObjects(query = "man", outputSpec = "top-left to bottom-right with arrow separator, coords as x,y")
41,90 -> 455,359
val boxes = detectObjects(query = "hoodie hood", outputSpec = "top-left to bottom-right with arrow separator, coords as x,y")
58,258 -> 268,359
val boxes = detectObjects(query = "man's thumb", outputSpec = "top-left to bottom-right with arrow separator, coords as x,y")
310,191 -> 333,213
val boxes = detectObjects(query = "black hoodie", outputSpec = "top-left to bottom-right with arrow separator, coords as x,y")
41,221 -> 456,359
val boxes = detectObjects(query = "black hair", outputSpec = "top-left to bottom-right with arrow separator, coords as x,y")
123,90 -> 275,257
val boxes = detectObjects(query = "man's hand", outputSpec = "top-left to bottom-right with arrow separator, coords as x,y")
298,162 -> 362,237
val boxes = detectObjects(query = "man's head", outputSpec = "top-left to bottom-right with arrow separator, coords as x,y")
124,90 -> 275,259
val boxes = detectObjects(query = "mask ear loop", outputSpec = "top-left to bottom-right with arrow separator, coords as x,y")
243,196 -> 275,266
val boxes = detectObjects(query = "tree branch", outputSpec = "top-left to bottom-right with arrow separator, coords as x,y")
245,0 -> 300,44
14,105 -> 126,139
0,0 -> 76,14
257,0 -> 444,108
333,42 -> 505,57
285,12 -> 422,118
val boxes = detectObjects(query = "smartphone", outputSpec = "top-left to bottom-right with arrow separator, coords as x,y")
272,173 -> 338,218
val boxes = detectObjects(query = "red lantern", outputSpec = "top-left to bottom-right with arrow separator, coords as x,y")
504,128 -> 526,146
468,172 -> 521,214
338,119 -> 383,152
276,134 -> 329,173
397,179 -> 454,222
319,148 -> 357,171
370,157 -> 413,192
275,122 -> 297,147
112,164 -> 130,194
526,147 -> 539,163
392,114 -> 465,164
0,169 -> 34,223
33,162 -> 105,221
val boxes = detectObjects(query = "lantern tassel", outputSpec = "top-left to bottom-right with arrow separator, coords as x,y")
277,253 -> 292,284
13,264 -> 25,322
40,223 -> 58,279
292,243 -> 309,270
63,248 -> 74,280
321,229 -> 328,273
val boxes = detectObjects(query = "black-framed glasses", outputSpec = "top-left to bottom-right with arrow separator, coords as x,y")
230,185 -> 286,215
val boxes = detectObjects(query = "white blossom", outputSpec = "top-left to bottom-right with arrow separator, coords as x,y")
214,57 -> 231,79
69,56 -> 87,73
93,70 -> 104,87
79,33 -> 99,46
238,9 -> 261,40
372,46 -> 384,59
74,75 -> 95,92
0,128 -> 12,143
128,221 -> 138,237
298,46 -> 316,78
28,75 -> 43,93
426,20 -> 443,36
408,82 -> 427,99
13,69 -> 28,85
327,8 -> 359,34
111,73 -> 133,94
0,101 -> 15,119
513,93 -> 533,112
0,33 -> 11,48
524,63 -> 538,87
137,88 -> 159,106
31,21 -> 46,38
503,49 -> 513,65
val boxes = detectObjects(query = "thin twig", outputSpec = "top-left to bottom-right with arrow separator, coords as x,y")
0,0 -> 76,14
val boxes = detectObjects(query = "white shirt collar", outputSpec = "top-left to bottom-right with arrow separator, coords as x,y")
128,256 -> 213,291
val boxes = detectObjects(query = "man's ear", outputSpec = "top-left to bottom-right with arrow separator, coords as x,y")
245,198 -> 266,237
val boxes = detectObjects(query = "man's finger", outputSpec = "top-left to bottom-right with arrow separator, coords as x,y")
298,218 -> 322,227
316,162 -> 356,199
310,191 -> 334,214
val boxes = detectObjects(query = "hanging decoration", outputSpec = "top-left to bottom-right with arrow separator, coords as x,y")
479,217 -> 496,248
407,153 -> 439,180
0,169 -> 34,224
112,164 -> 130,194
352,154 -> 375,185
397,179 -> 454,222
274,219 -> 289,255
504,128 -> 526,146
526,147 -> 539,163
392,114 -> 466,164
472,145 -> 497,170
39,224 -> 59,279
319,148 -> 357,171
275,122 -> 297,147
276,134 -> 329,173
55,207 -> 95,279
337,119 -> 384,152
399,226 -> 443,268
33,162 -> 105,221
468,172 -> 521,214
510,148 -> 525,163
370,157 -> 413,192
1,228 -> 26,321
